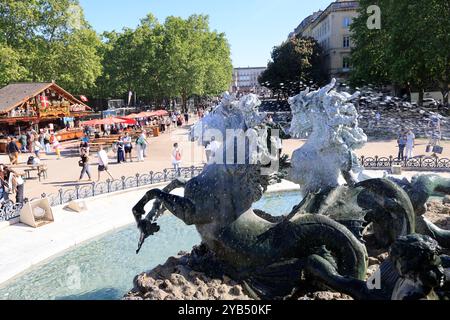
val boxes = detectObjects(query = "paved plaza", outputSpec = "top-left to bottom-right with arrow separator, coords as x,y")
1,121 -> 449,200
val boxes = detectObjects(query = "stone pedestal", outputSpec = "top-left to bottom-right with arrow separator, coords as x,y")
391,165 -> 402,175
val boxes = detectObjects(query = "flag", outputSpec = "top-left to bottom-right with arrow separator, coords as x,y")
40,95 -> 50,108
128,91 -> 133,106
80,95 -> 88,102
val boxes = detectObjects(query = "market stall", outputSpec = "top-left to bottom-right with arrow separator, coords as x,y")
0,82 -> 92,139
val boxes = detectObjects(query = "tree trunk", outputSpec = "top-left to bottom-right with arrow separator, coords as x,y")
418,88 -> 424,107
440,87 -> 449,108
182,92 -> 188,113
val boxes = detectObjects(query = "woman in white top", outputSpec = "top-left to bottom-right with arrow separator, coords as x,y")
33,139 -> 43,158
97,147 -> 113,181
3,167 -> 24,203
172,143 -> 182,176
205,137 -> 221,164
136,131 -> 149,162
405,130 -> 415,160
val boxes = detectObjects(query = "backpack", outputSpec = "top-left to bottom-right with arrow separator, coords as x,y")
27,156 -> 35,165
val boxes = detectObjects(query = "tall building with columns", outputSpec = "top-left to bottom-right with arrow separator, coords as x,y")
290,0 -> 359,81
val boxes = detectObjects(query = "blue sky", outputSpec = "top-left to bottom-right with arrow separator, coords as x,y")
79,0 -> 332,68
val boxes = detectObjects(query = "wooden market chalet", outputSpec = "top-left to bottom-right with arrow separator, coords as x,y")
0,82 -> 92,134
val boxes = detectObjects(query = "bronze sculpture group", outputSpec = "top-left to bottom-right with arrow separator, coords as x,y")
132,81 -> 450,300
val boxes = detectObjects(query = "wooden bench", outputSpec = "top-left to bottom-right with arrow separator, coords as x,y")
23,165 -> 47,182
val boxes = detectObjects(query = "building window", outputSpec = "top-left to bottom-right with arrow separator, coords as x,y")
343,36 -> 350,48
343,17 -> 352,28
343,57 -> 351,69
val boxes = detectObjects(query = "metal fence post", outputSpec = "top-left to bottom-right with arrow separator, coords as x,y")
59,188 -> 63,204
75,185 -> 80,200
136,173 -> 140,187
92,182 -> 96,197
121,176 -> 126,190
106,179 -> 111,193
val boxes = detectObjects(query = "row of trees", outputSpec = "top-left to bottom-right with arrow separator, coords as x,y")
350,0 -> 449,105
258,35 -> 328,98
0,0 -> 233,110
96,14 -> 232,110
0,0 -> 102,93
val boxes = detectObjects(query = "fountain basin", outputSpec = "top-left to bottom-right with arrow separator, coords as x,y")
0,189 -> 301,300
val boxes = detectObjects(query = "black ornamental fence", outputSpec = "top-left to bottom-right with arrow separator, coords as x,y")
358,156 -> 450,171
1,157 -> 449,223
0,166 -> 204,223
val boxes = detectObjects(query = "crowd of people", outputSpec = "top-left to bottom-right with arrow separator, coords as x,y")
0,164 -> 25,206
76,111 -> 193,182
85,112 -> 190,138
396,115 -> 442,161
5,128 -> 62,165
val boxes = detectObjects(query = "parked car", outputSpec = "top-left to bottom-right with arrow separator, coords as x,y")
422,98 -> 438,107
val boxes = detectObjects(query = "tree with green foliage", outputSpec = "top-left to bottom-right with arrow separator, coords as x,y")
351,0 -> 450,106
258,35 -> 327,99
158,15 -> 232,111
1,2 -> 232,107
349,0 -> 390,87
0,46 -> 27,87
0,0 -> 103,93
95,14 -> 232,109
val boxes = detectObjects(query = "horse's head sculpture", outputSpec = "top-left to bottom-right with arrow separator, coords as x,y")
288,79 -> 367,194
189,92 -> 275,168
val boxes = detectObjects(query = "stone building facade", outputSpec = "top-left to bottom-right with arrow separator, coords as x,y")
290,0 -> 359,81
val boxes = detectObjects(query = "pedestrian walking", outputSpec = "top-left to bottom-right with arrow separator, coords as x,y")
0,165 -> 9,203
171,114 -> 177,128
136,131 -> 149,162
39,130 -> 45,147
205,137 -> 221,164
172,143 -> 182,176
19,133 -> 27,152
5,167 -> 24,203
427,115 -> 442,156
7,137 -> 20,165
44,129 -> 51,154
123,132 -> 133,162
375,112 -> 381,127
405,129 -> 415,160
397,131 -> 407,161
78,149 -> 92,181
116,138 -> 125,163
166,117 -> 171,132
27,131 -> 34,153
97,147 -> 113,181
33,137 -> 44,158
52,134 -> 62,160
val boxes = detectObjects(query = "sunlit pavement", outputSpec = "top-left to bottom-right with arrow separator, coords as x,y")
1,127 -> 448,200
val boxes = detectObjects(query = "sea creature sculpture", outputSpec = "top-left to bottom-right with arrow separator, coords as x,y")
287,80 -> 414,247
132,93 -> 368,299
305,234 -> 450,300
288,79 -> 367,194
389,174 -> 450,248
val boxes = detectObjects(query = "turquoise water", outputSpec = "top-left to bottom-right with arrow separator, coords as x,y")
0,191 -> 302,300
